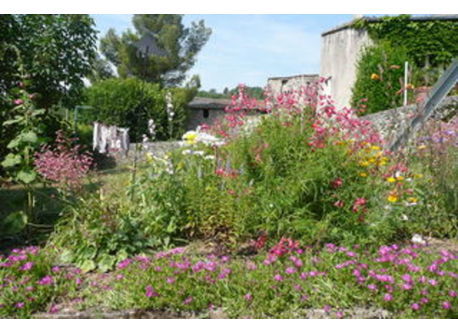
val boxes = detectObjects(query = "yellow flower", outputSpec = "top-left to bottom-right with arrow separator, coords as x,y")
414,174 -> 423,179
386,177 -> 396,183
407,197 -> 418,203
387,194 -> 398,203
371,73 -> 380,80
370,145 -> 381,151
405,83 -> 415,90
417,145 -> 427,150
396,176 -> 404,181
145,152 -> 154,164
359,160 -> 370,167
359,172 -> 368,177
183,131 -> 198,145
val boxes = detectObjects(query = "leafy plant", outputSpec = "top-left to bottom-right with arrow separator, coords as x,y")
351,41 -> 413,114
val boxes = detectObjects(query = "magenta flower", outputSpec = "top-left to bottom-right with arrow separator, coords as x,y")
411,303 -> 420,311
183,296 -> 193,305
367,284 -> 377,291
15,302 -> 25,308
383,293 -> 393,301
244,293 -> 253,301
402,283 -> 413,290
38,275 -> 53,285
166,277 -> 176,284
14,99 -> 24,105
428,279 -> 438,286
442,301 -> 451,310
145,285 -> 159,298
448,290 -> 457,297
285,267 -> 297,274
274,274 -> 284,281
401,274 -> 413,283
20,262 -> 34,271
420,298 -> 429,304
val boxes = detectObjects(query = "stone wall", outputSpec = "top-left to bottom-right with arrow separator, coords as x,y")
361,96 -> 458,148
267,74 -> 319,96
186,108 -> 227,131
107,141 -> 182,166
320,26 -> 372,109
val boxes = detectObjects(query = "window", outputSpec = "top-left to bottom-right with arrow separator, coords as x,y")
203,109 -> 209,118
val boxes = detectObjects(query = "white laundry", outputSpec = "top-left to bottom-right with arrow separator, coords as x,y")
93,122 -> 130,155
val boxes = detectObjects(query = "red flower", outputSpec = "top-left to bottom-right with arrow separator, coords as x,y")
331,178 -> 343,189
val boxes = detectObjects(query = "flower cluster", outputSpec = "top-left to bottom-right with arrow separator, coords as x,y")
34,131 -> 93,192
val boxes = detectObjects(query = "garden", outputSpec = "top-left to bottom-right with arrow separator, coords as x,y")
0,14 -> 457,319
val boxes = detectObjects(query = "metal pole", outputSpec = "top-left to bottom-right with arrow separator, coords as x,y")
403,61 -> 408,106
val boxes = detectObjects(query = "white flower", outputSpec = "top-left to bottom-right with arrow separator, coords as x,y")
204,155 -> 215,160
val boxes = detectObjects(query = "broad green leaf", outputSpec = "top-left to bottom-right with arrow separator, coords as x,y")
1,154 -> 22,168
31,109 -> 46,116
3,117 -> 24,126
1,211 -> 27,235
60,249 -> 74,263
80,259 -> 96,273
16,170 -> 37,184
6,137 -> 21,149
21,131 -> 38,143
98,254 -> 116,272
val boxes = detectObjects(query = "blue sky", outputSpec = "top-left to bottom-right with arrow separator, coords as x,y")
91,14 -> 359,91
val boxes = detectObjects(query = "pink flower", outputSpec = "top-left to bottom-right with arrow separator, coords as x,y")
274,274 -> 284,282
402,283 -> 413,290
401,274 -> 413,283
428,279 -> 438,286
420,298 -> 429,304
331,178 -> 343,189
334,200 -> 344,208
145,285 -> 158,298
368,284 -> 377,291
20,262 -> 34,271
244,293 -> 253,301
15,302 -> 25,308
183,296 -> 193,305
38,275 -> 53,285
285,267 -> 297,274
166,277 -> 176,284
442,301 -> 451,310
448,290 -> 457,297
14,99 -> 24,105
383,293 -> 393,301
411,303 -> 420,311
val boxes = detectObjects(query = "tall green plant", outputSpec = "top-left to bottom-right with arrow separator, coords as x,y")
1,48 -> 47,231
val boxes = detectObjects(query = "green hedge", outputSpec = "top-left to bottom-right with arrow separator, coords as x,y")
83,78 -> 195,141
351,42 -> 412,115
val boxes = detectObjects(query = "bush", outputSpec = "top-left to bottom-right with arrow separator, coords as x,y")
351,42 -> 413,115
83,78 -> 196,142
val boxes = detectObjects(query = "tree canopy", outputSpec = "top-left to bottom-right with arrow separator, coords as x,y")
99,15 -> 212,86
0,14 -> 97,108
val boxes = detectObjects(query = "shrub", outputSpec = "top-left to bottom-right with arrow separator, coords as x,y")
83,78 -> 196,141
351,42 -> 413,115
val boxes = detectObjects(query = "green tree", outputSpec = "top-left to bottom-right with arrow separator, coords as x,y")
0,14 -> 97,109
87,53 -> 115,84
99,15 -> 211,86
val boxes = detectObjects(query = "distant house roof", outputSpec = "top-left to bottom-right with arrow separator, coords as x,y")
132,33 -> 168,57
322,15 -> 458,36
188,97 -> 232,110
268,74 -> 319,81
188,97 -> 267,112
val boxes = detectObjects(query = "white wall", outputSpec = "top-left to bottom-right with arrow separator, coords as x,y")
320,28 -> 372,109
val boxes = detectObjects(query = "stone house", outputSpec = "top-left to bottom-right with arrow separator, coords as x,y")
267,74 -> 319,96
320,15 -> 458,109
186,97 -> 267,131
